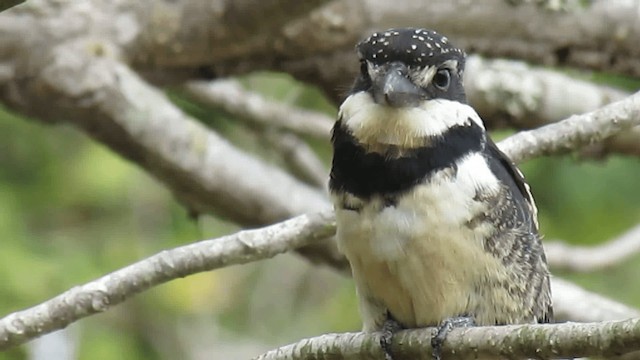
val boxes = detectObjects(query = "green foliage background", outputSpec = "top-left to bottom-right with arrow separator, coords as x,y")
0,73 -> 639,359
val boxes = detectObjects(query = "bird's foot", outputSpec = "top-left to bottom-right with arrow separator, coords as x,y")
380,316 -> 403,360
431,316 -> 476,360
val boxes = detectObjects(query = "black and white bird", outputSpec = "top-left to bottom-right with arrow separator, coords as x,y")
329,28 -> 552,359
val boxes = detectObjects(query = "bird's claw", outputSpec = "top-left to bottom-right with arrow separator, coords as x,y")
431,316 -> 476,360
380,315 -> 403,360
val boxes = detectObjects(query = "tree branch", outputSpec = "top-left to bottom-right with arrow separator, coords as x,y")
263,131 -> 329,189
464,56 -> 629,130
545,223 -> 640,272
1,40 -> 331,226
0,38 -> 345,270
497,90 -> 640,163
254,318 -> 640,360
185,79 -> 331,188
0,211 -> 337,350
129,0 -> 640,80
551,278 -> 640,323
183,80 -> 333,140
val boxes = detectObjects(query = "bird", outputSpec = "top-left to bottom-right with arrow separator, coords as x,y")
329,28 -> 552,360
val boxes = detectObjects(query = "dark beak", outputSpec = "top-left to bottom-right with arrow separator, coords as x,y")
372,62 -> 425,107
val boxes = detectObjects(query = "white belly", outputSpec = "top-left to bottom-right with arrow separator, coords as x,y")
334,157 -> 508,329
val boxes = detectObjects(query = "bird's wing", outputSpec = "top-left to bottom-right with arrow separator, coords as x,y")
485,138 -> 539,232
484,138 -> 553,323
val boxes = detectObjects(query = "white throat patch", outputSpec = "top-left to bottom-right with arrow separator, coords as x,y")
338,92 -> 485,148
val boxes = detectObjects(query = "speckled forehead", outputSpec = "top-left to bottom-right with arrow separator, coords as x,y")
357,28 -> 465,68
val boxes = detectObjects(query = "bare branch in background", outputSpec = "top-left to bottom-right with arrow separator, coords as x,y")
0,40 -> 347,270
545,224 -> 640,272
0,211 -> 337,350
185,80 -> 331,189
464,56 -> 629,129
184,80 -> 333,140
497,91 -> 640,163
255,318 -> 640,360
263,131 -> 329,190
465,56 -> 640,158
551,278 -> 640,323
1,41 -> 331,226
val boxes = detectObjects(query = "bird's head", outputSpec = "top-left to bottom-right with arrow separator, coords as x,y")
338,28 -> 480,149
354,28 -> 467,107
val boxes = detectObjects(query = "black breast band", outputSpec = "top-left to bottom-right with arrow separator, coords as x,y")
329,119 -> 485,199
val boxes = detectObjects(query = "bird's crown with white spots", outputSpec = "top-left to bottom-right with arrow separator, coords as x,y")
357,28 -> 465,70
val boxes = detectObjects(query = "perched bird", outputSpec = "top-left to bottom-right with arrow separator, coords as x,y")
329,28 -> 552,359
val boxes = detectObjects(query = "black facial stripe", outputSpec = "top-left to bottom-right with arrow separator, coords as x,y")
329,119 -> 485,199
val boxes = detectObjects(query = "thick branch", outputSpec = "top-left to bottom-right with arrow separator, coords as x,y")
545,223 -> 640,272
254,318 -> 640,360
0,211 -> 336,350
357,0 -> 640,78
0,39 -> 346,270
130,0 -> 640,80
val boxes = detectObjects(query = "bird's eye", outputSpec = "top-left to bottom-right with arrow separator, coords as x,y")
433,69 -> 451,90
